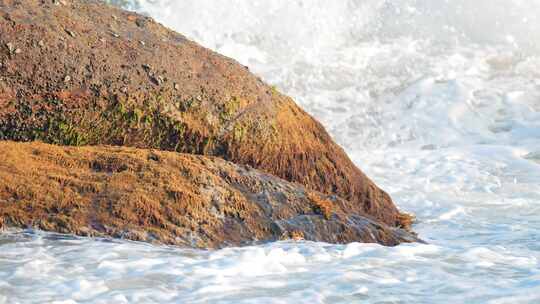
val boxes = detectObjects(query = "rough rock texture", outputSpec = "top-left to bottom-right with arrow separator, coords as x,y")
0,0 -> 411,231
0,141 -> 418,248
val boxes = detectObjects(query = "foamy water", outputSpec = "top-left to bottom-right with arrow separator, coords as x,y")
2,1 -> 540,303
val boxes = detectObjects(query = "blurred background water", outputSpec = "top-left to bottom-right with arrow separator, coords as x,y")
1,1 -> 540,303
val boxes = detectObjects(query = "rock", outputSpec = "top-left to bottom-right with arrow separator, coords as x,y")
149,74 -> 164,86
0,141 -> 419,248
0,0 -> 413,232
65,29 -> 76,37
5,42 -> 14,54
135,17 -> 147,28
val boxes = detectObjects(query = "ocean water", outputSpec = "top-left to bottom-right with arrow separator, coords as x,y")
2,1 -> 540,303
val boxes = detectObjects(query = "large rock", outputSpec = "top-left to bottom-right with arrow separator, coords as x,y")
0,141 -> 417,248
0,0 -> 412,230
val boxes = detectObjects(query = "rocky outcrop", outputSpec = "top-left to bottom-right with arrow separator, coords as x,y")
0,0 -> 414,231
0,141 -> 418,248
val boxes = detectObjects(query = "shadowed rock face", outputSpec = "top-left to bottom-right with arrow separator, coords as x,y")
0,0 -> 411,231
0,141 -> 418,248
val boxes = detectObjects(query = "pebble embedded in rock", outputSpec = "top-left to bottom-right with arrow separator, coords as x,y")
150,75 -> 164,85
64,75 -> 71,83
6,42 -> 14,53
135,18 -> 147,28
65,29 -> 76,37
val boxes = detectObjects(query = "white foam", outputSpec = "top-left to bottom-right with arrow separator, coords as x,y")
2,0 -> 540,302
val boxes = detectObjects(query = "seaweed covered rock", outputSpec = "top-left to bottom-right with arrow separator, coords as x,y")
0,0 -> 412,230
0,141 -> 418,248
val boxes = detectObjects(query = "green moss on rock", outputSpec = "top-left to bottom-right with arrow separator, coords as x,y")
0,0 -> 413,231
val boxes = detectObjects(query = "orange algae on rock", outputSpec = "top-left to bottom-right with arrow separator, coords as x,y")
0,141 -> 418,248
0,0 -> 412,232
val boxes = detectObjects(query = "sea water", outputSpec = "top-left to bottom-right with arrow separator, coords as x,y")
1,1 -> 540,303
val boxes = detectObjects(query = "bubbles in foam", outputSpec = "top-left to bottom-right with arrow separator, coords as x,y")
2,0 -> 540,303
1,231 -> 538,303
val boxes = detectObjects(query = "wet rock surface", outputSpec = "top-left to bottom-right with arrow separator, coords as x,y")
0,141 -> 418,248
0,0 -> 416,247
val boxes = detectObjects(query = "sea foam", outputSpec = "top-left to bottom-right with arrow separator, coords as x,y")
2,0 -> 540,303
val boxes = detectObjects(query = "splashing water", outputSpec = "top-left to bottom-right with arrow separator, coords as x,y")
2,1 -> 540,303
